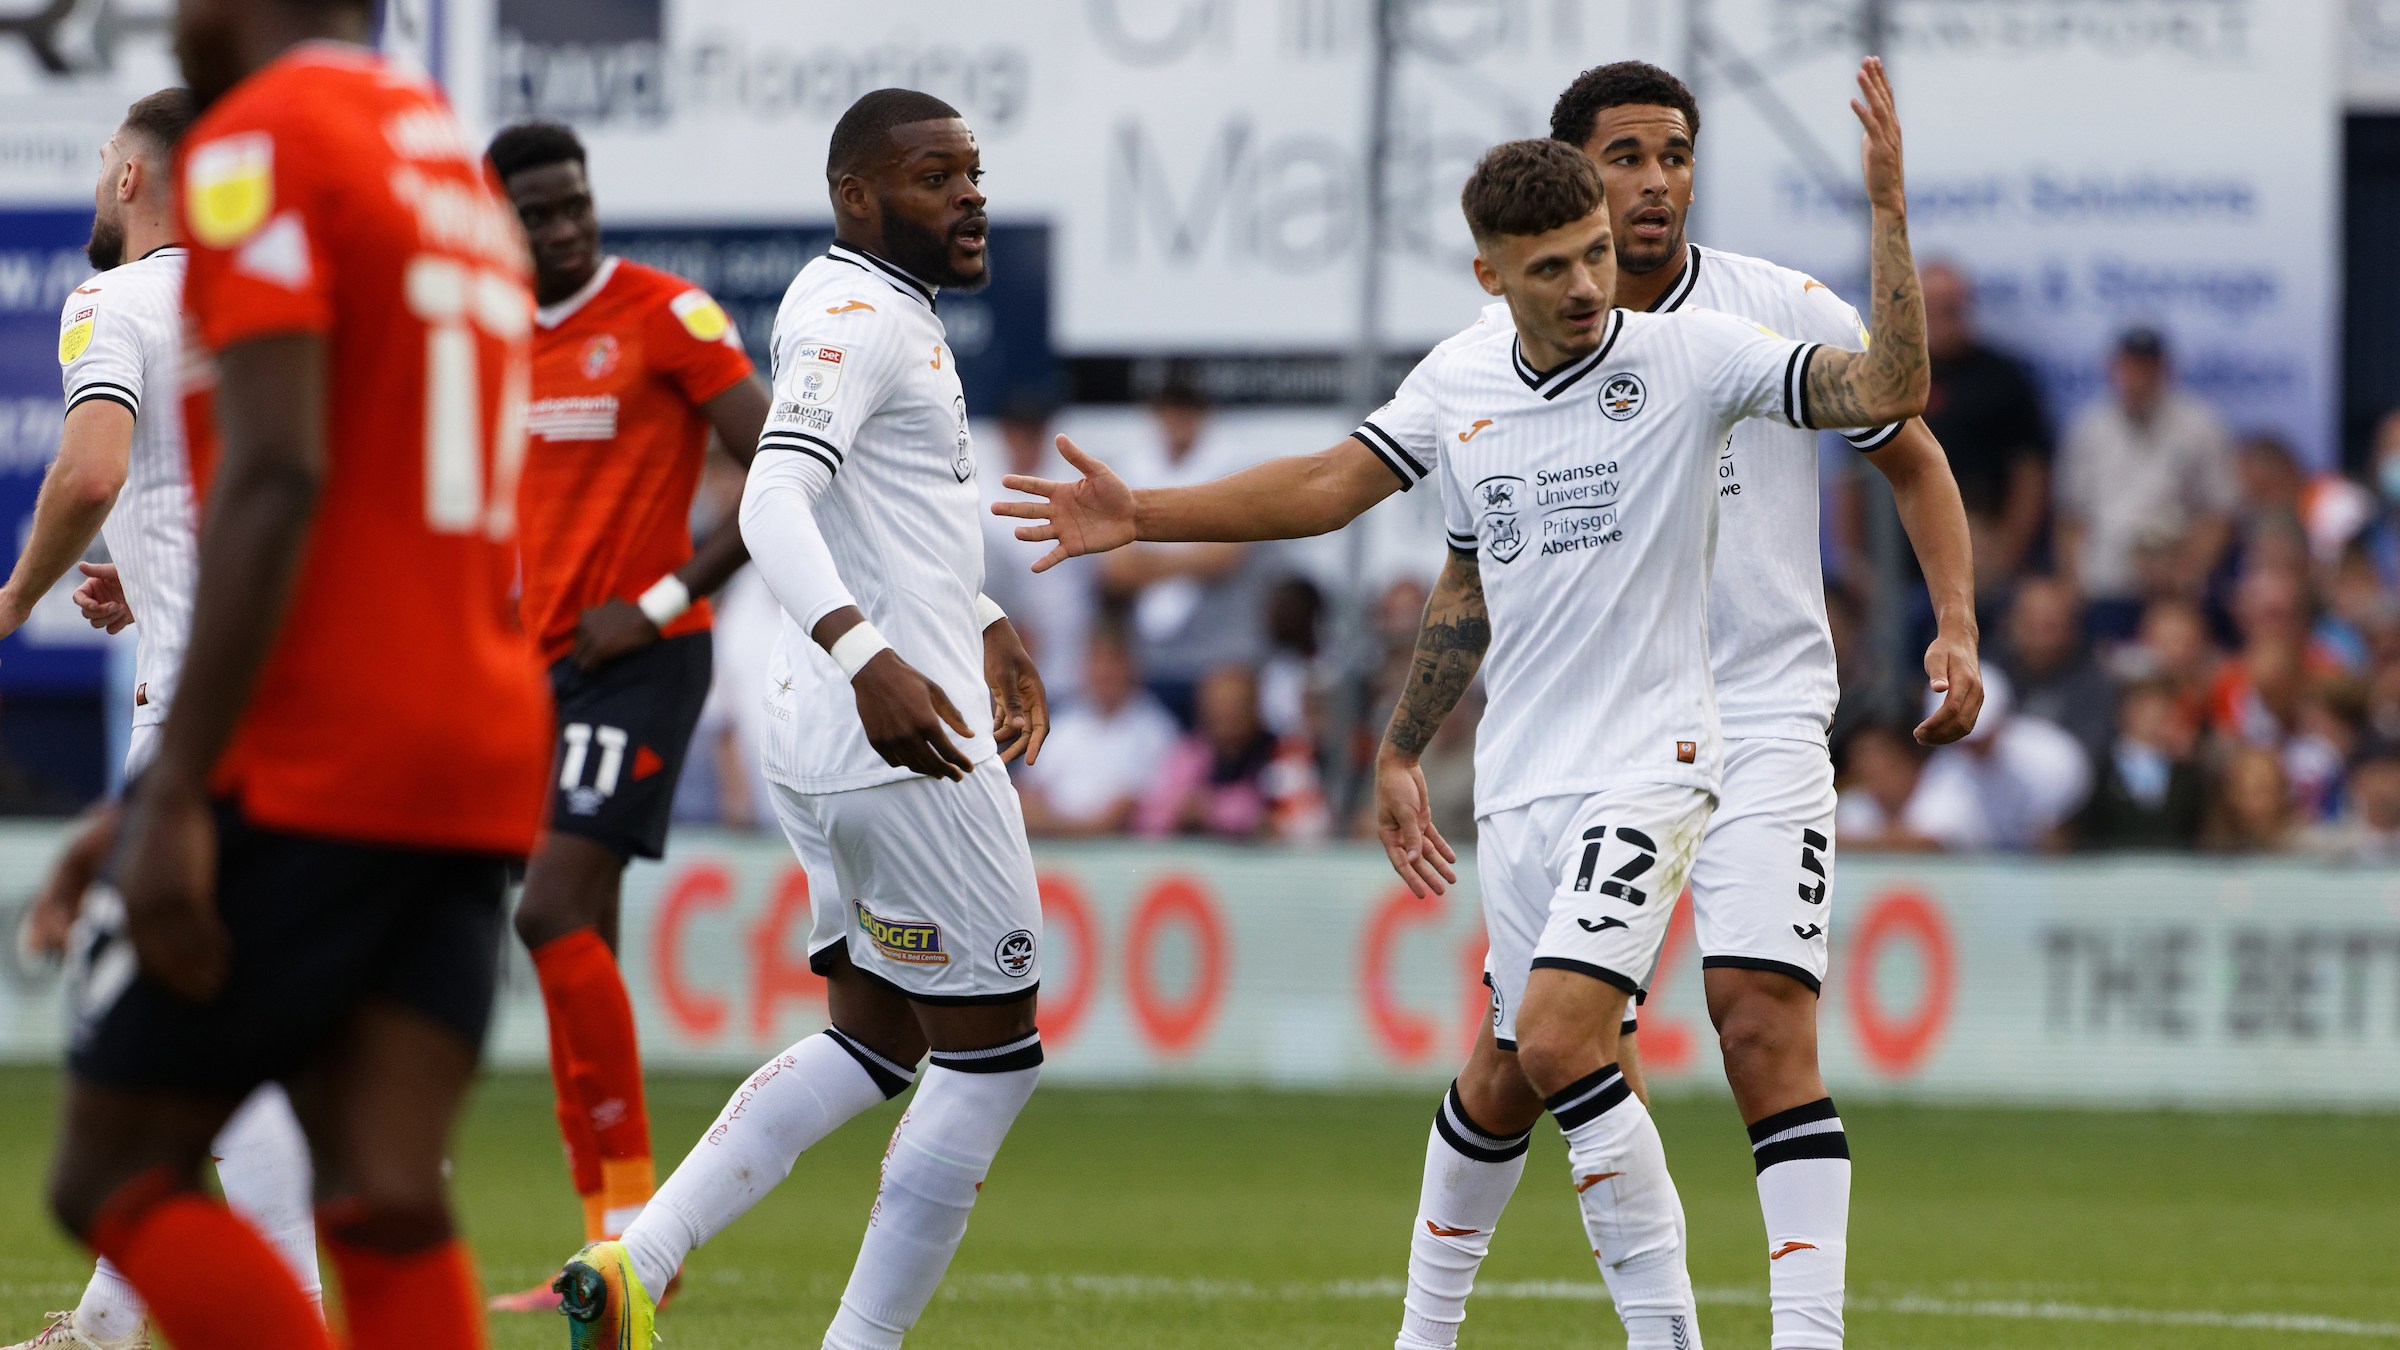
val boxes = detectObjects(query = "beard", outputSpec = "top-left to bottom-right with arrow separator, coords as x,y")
86,212 -> 124,271
878,202 -> 992,293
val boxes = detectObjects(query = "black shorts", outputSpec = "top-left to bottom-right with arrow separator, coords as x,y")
547,631 -> 712,860
67,805 -> 509,1097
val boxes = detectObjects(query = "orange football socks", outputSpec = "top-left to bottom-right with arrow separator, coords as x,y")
532,928 -> 655,1236
87,1169 -> 333,1350
324,1221 -> 487,1350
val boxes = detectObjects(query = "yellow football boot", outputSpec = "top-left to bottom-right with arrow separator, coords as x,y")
554,1241 -> 654,1350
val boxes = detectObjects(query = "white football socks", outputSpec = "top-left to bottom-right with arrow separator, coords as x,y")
625,1028 -> 913,1297
214,1082 -> 321,1302
822,1033 -> 1043,1350
74,1082 -> 322,1339
1545,1064 -> 1702,1350
1396,1082 -> 1532,1350
1750,1097 -> 1850,1349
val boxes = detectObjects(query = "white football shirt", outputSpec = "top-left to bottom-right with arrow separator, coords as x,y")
1648,244 -> 1896,742
752,243 -> 992,793
55,246 -> 197,730
1360,305 -> 1824,815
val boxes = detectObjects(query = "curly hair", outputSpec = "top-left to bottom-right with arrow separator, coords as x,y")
1460,139 -> 1606,244
1549,61 -> 1700,149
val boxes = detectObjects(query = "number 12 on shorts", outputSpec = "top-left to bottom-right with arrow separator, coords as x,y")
1574,826 -> 1658,906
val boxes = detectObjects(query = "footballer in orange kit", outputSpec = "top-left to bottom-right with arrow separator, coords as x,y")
480,120 -> 771,1310
44,1 -> 551,1347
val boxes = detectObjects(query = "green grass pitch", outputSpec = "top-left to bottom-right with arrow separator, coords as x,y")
0,1066 -> 2393,1348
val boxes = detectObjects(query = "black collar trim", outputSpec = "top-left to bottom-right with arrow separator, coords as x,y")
826,242 -> 938,310
1647,244 -> 1701,313
137,244 -> 186,262
1512,310 -> 1625,400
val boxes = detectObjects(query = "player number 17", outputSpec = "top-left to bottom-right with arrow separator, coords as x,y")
403,254 -> 531,538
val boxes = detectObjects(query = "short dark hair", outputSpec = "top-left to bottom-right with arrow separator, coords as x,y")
827,88 -> 963,183
1549,61 -> 1700,149
121,88 -> 196,155
1460,139 -> 1606,244
486,122 -> 586,183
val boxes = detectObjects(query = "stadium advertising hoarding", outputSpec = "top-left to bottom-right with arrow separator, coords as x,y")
3,825 -> 2397,1107
1692,0 -> 2342,465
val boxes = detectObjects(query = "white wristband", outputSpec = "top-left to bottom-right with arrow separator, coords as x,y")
636,574 -> 692,628
829,620 -> 894,681
973,592 -> 1007,630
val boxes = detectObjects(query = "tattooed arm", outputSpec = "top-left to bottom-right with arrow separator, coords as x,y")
1375,548 -> 1490,897
1802,57 -> 1930,431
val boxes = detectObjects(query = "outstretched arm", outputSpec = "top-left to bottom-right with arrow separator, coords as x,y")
0,401 -> 130,640
1375,548 -> 1489,897
993,434 -> 1404,572
1865,419 -> 1983,744
1803,58 -> 1929,431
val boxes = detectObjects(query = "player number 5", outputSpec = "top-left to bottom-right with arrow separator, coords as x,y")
404,254 -> 531,538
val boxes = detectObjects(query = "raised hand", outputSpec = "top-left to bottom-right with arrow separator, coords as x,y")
990,435 -> 1137,573
1853,55 -> 1905,214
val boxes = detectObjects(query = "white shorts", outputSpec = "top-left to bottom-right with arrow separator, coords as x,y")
1477,784 -> 1713,1048
770,763 -> 1043,1005
1687,737 -> 1838,992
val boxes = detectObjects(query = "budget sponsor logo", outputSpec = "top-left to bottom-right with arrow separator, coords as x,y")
856,899 -> 948,965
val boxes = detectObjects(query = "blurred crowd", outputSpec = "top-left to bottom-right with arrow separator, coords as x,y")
664,261 -> 2400,861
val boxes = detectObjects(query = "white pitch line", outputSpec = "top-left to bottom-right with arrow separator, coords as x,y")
940,1274 -> 2400,1337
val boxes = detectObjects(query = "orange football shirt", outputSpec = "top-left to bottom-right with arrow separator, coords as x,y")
519,257 -> 753,664
178,44 -> 550,856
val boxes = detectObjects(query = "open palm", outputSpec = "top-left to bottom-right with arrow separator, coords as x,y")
990,435 -> 1138,573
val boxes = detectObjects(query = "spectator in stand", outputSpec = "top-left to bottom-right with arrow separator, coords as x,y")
2230,433 -> 2374,571
1019,621 -> 1182,837
1833,720 -> 1943,852
1997,575 -> 2115,761
1258,576 -> 1327,742
2203,744 -> 2299,853
1871,667 -> 2091,851
2072,677 -> 2205,849
1102,382 -> 1278,725
2111,595 -> 2220,733
1919,262 -> 2052,592
979,396 -> 1096,701
2302,738 -> 2400,864
2349,409 -> 2400,594
2055,327 -> 2236,638
2315,542 -> 2392,675
1137,662 -> 1330,842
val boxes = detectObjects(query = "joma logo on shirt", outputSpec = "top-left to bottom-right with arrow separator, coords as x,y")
855,900 -> 949,965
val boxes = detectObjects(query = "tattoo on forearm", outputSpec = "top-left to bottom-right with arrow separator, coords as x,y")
1806,205 -> 1924,429
1384,554 -> 1489,758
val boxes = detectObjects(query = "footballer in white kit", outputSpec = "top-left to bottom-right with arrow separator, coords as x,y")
555,90 -> 1056,1350
996,62 -> 1936,1350
0,91 -> 321,1350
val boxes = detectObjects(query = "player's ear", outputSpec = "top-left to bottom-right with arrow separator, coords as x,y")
1471,251 -> 1504,298
831,172 -> 873,225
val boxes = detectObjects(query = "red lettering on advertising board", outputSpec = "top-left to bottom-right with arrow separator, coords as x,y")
1636,888 -> 1698,1072
749,865 -> 826,1038
1845,888 -> 1956,1076
1458,927 -> 1490,1055
1361,886 -> 1444,1063
1125,875 -> 1227,1055
654,862 -> 731,1039
1036,872 -> 1100,1049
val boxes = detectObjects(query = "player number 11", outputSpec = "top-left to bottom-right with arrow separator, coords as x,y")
403,254 -> 532,538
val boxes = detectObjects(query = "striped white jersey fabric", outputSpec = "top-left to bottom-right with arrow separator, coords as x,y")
1647,243 -> 1897,744
57,247 -> 196,729
750,243 -> 993,794
1358,305 -> 1823,815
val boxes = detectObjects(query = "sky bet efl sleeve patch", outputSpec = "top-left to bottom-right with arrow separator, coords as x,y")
58,307 -> 95,364
185,132 -> 275,249
669,288 -> 735,345
789,343 -> 845,405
